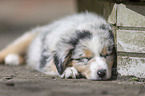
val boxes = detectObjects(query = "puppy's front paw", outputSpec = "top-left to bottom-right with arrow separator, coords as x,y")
60,67 -> 79,79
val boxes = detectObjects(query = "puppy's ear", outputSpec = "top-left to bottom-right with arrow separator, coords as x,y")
53,49 -> 73,75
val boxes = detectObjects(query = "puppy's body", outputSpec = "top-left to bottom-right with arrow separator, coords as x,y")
0,13 -> 116,80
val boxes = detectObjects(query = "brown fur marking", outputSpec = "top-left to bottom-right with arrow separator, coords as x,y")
84,49 -> 93,58
50,60 -> 58,73
72,60 -> 91,78
18,55 -> 25,65
102,47 -> 107,55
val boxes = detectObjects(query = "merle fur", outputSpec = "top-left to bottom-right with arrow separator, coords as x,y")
39,32 -> 50,69
66,30 -> 92,47
53,49 -> 73,75
53,53 -> 63,74
100,24 -> 114,40
54,30 -> 92,75
40,48 -> 50,69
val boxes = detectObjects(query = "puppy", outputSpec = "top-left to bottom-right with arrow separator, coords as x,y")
0,12 -> 117,80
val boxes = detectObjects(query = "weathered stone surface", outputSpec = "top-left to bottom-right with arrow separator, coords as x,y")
118,56 -> 145,78
117,4 -> 145,27
117,30 -> 145,53
108,4 -> 117,24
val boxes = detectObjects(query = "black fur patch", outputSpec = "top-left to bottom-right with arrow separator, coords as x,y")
39,32 -> 50,69
53,49 -> 73,75
53,53 -> 64,74
100,24 -> 114,40
40,49 -> 50,69
100,24 -> 106,30
109,30 -> 114,40
67,30 -> 92,47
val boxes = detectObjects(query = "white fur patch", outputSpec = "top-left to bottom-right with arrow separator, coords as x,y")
5,54 -> 19,65
89,57 -> 110,80
60,67 -> 79,79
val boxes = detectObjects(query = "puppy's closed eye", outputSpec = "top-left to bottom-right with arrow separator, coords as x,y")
100,52 -> 113,58
71,57 -> 92,64
100,54 -> 107,58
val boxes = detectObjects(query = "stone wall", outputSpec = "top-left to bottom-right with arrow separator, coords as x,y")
77,0 -> 145,78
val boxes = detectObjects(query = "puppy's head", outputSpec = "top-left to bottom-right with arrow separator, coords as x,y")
53,24 -> 116,80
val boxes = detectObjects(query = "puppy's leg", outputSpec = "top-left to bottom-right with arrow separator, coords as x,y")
42,60 -> 58,76
0,31 -> 39,65
5,54 -> 25,65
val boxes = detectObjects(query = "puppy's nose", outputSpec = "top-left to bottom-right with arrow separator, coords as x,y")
97,69 -> 106,78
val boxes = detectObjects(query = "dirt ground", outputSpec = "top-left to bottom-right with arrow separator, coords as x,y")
0,65 -> 145,96
0,28 -> 145,96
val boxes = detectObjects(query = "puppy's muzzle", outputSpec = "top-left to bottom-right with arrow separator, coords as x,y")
97,69 -> 106,78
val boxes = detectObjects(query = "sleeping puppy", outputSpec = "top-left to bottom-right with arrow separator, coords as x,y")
0,12 -> 117,80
